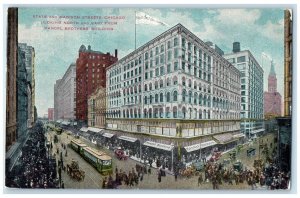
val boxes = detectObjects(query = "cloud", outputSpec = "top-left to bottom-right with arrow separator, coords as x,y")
215,9 -> 261,25
260,19 -> 284,42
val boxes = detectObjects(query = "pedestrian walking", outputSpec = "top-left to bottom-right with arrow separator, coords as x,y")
198,173 -> 203,186
158,170 -> 162,183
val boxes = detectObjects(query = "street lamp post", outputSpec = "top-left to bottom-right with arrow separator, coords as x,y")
171,143 -> 174,172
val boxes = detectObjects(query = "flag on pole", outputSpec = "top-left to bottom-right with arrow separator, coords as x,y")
136,11 -> 169,26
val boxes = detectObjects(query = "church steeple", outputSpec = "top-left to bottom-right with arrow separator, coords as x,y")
268,60 -> 277,93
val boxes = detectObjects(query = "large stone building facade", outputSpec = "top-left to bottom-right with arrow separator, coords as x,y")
18,43 -> 35,127
264,61 -> 282,117
105,24 -> 242,149
54,63 -> 76,120
76,45 -> 118,123
17,47 -> 29,144
88,86 -> 106,129
224,43 -> 264,138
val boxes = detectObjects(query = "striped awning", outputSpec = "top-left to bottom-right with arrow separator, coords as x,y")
80,127 -> 88,132
184,140 -> 217,153
118,136 -> 137,142
102,132 -> 115,138
87,127 -> 103,133
233,133 -> 246,138
143,141 -> 174,151
250,129 -> 265,134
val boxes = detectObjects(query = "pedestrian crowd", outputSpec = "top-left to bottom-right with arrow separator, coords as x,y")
8,121 -> 59,188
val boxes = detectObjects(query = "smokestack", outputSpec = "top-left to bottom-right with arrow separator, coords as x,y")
115,49 -> 118,58
233,42 -> 240,53
88,45 -> 91,51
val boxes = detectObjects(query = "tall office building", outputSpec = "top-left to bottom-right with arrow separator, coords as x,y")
224,42 -> 264,138
18,43 -> 35,127
76,45 -> 118,123
54,63 -> 76,120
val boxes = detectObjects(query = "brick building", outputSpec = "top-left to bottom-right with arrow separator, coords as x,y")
48,108 -> 54,121
264,60 -> 282,117
76,45 -> 118,123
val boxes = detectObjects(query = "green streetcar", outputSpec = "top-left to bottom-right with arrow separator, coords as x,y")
70,139 -> 113,175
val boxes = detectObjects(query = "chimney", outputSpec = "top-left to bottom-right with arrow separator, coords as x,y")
233,42 -> 240,53
115,49 -> 118,58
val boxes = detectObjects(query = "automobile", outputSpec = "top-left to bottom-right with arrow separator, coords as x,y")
193,161 -> 204,171
233,161 -> 243,172
114,148 -> 128,160
247,147 -> 256,157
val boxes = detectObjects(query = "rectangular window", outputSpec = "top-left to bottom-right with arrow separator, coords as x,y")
174,48 -> 179,58
160,66 -> 164,75
145,61 -> 149,70
150,71 -> 153,78
160,54 -> 164,64
150,60 -> 153,67
174,62 -> 178,71
237,56 -> 246,63
155,68 -> 159,76
168,50 -> 172,61
167,64 -> 171,73
227,58 -> 235,63
145,72 -> 148,80
155,57 -> 159,66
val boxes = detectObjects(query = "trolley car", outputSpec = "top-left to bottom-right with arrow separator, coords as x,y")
70,139 -> 87,155
69,139 -> 112,175
82,147 -> 112,175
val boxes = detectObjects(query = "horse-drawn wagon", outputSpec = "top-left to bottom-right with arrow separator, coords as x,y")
66,160 -> 85,181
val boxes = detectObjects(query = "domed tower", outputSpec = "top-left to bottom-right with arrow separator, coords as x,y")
78,45 -> 86,57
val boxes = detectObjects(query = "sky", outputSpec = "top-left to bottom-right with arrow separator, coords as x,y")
18,7 -> 285,117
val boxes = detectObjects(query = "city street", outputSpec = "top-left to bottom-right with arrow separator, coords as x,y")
46,128 -> 276,190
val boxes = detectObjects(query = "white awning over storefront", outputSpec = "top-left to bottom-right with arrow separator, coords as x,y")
118,136 -> 137,142
233,133 -> 246,138
87,127 -> 103,133
80,127 -> 88,132
102,132 -> 115,138
184,140 -> 217,153
62,121 -> 70,125
251,129 -> 265,134
143,141 -> 174,151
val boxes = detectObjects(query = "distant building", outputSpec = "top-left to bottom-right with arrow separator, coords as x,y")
88,86 -> 106,129
48,108 -> 54,121
54,79 -> 61,121
76,45 -> 118,123
224,42 -> 264,138
18,43 -> 35,127
54,63 -> 76,120
264,60 -> 282,117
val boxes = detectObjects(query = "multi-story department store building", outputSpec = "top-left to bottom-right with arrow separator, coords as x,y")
224,44 -> 264,138
104,24 -> 243,160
